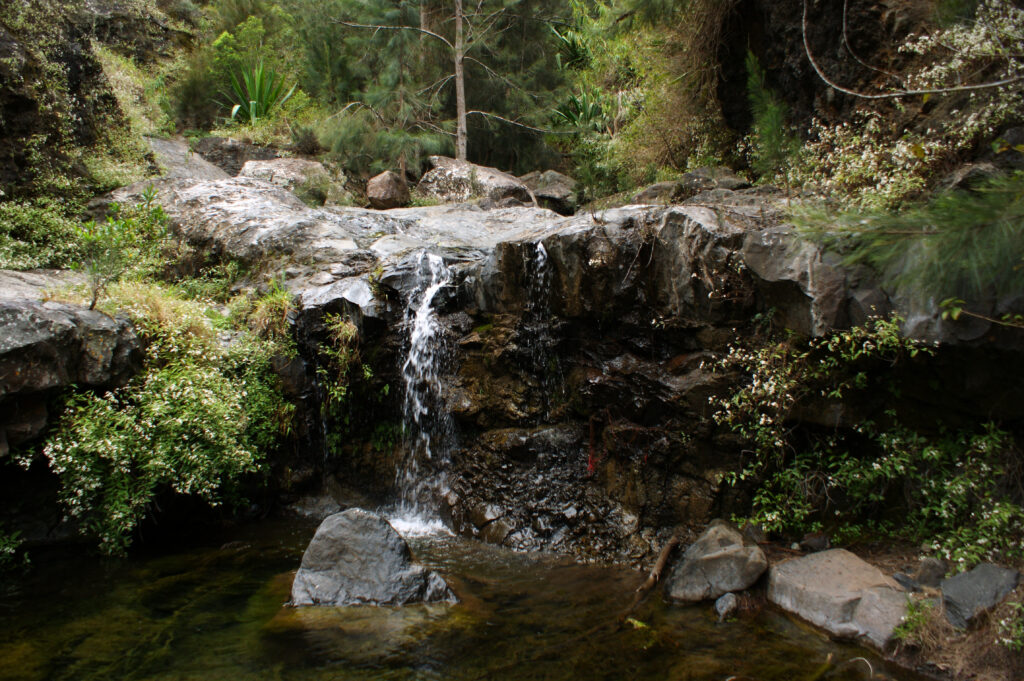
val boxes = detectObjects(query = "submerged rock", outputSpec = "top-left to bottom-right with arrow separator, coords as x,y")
291,508 -> 456,606
767,549 -> 908,649
665,520 -> 767,602
940,563 -> 1020,629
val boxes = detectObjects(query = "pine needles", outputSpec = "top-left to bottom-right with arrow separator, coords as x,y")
795,171 -> 1024,300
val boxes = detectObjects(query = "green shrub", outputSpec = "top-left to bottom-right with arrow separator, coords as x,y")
42,282 -> 294,555
0,199 -> 84,270
998,602 -> 1024,652
745,50 -> 797,182
717,317 -> 1024,568
0,527 -> 27,572
73,193 -> 169,309
227,61 -> 296,125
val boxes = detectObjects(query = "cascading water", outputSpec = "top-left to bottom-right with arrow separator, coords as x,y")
390,251 -> 455,535
522,240 -> 560,415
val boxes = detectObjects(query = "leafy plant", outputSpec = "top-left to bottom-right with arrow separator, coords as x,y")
716,318 -> 1024,568
227,61 -> 296,125
997,601 -> 1024,652
0,199 -> 84,270
894,599 -> 937,646
0,527 -> 27,572
74,194 -> 169,310
41,282 -> 294,555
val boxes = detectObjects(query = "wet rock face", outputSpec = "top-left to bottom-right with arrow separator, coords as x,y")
290,508 -> 456,606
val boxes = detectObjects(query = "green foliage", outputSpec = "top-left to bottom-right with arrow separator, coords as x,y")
894,599 -> 936,645
795,171 -> 1024,300
0,200 -> 84,270
244,280 -> 296,341
744,50 -> 797,182
42,282 -> 294,555
73,192 -> 169,310
716,317 -> 1024,569
228,61 -> 296,125
0,527 -> 27,573
998,601 -> 1024,652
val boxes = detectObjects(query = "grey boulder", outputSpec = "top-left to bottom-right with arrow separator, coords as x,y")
519,170 -> 578,215
767,549 -> 908,649
941,562 -> 1020,629
291,508 -> 456,606
418,156 -> 533,205
665,520 -> 767,602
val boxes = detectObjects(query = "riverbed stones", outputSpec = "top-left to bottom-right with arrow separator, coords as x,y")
665,520 -> 767,602
714,592 -> 739,621
767,549 -> 908,649
291,508 -> 456,606
940,562 -> 1020,629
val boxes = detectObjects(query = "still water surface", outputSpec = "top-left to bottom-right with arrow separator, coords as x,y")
0,517 -> 924,681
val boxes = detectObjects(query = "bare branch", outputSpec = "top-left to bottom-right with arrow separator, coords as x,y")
464,57 -> 539,99
327,101 -> 388,125
334,19 -> 453,50
802,0 -> 1024,99
466,110 -> 575,134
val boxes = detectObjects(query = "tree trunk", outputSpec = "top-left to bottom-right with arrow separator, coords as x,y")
454,0 -> 467,161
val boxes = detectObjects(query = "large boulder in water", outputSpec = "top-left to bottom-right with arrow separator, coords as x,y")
290,508 -> 456,606
665,520 -> 767,602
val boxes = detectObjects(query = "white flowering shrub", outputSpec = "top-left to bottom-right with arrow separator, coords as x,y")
40,283 -> 294,555
790,0 -> 1024,208
998,602 -> 1024,652
716,317 -> 1024,568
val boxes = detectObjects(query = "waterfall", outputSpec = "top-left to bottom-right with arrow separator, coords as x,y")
522,240 -> 558,415
390,251 -> 454,534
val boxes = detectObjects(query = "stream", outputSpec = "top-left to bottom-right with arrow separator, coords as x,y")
0,516 -> 924,681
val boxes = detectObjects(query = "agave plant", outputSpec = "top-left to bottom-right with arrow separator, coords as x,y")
227,61 -> 296,125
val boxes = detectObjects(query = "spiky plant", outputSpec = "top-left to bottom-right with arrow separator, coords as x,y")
228,61 -> 295,125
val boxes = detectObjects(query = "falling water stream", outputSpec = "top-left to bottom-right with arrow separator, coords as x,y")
389,251 -> 455,534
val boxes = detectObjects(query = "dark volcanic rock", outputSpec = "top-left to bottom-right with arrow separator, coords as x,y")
519,170 -> 578,215
941,563 -> 1020,629
290,508 -> 456,606
0,270 -> 141,456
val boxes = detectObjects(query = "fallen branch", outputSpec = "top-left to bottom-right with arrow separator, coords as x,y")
616,529 -> 682,624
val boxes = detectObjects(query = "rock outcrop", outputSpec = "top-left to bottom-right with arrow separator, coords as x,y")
192,136 -> 277,176
0,270 -> 141,456
767,549 -> 908,649
665,520 -> 767,602
239,158 -> 332,194
290,508 -> 456,606
417,156 -> 534,205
